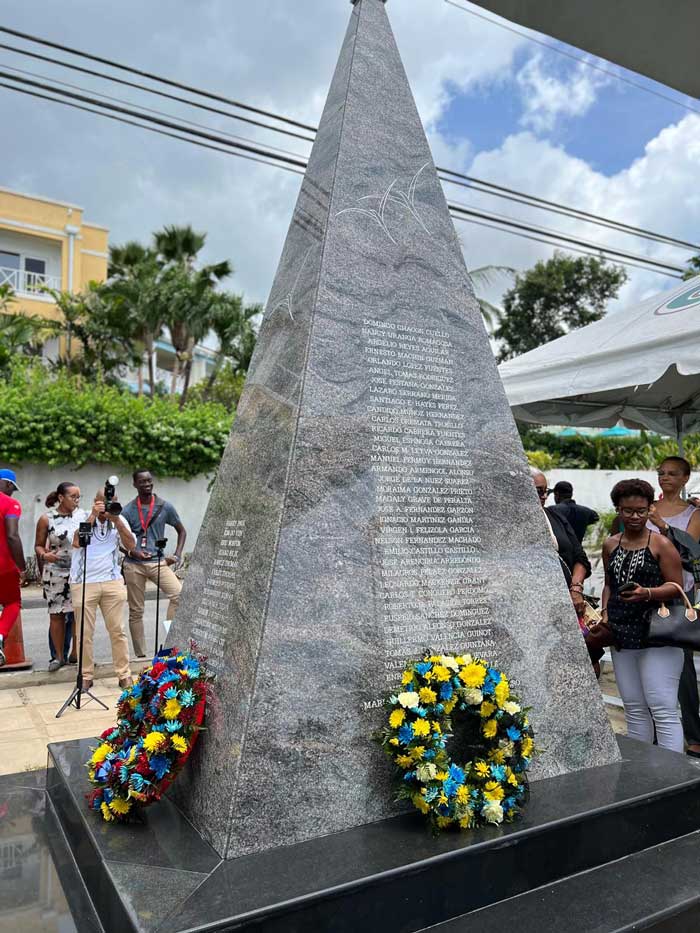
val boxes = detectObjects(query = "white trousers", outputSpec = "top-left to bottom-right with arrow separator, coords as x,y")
612,646 -> 684,752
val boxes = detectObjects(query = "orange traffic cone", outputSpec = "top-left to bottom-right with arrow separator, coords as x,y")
2,612 -> 32,671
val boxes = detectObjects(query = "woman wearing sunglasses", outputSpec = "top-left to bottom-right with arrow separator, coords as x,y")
647,456 -> 700,756
602,479 -> 685,751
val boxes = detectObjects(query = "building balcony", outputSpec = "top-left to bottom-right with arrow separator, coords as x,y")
0,266 -> 61,300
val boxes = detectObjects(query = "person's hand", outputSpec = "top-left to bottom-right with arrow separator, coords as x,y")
42,551 -> 60,564
19,570 -> 28,586
689,497 -> 700,509
90,499 -> 105,521
620,583 -> 649,603
130,549 -> 152,561
647,504 -> 668,531
165,555 -> 180,568
102,509 -> 120,524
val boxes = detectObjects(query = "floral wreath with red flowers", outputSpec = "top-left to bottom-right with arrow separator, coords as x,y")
375,652 -> 536,833
86,647 -> 211,822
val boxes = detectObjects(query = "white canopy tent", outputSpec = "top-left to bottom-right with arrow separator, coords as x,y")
498,277 -> 700,453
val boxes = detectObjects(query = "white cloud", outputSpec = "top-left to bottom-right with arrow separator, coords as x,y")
516,54 -> 608,133
458,115 -> 700,310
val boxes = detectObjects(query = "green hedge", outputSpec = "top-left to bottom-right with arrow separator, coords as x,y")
0,364 -> 233,479
520,427 -> 699,470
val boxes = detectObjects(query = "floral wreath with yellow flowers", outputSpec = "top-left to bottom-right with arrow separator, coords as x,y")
86,647 -> 211,823
375,652 -> 536,832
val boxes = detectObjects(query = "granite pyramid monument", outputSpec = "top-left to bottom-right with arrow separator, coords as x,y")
169,0 -> 620,860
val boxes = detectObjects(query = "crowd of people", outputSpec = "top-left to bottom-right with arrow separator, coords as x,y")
533,457 -> 700,757
1,456 -> 700,756
0,467 -> 186,691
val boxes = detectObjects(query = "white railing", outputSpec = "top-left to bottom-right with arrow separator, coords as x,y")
0,266 -> 61,295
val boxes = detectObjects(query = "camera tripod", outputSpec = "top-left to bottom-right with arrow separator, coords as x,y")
56,527 -> 109,718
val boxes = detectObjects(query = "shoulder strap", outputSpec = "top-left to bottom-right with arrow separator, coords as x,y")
149,496 -> 166,527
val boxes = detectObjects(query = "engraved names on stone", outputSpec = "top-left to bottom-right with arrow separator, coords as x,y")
190,519 -> 246,673
362,318 -> 494,681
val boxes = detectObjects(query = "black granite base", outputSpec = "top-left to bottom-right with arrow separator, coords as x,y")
36,736 -> 700,932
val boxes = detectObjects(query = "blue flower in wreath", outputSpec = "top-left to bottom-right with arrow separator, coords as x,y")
164,687 -> 179,700
149,755 -> 171,780
449,763 -> 465,784
165,720 -> 182,733
414,707 -> 427,718
180,689 -> 195,708
443,779 -> 458,797
181,658 -> 200,679
507,726 -> 522,741
398,724 -> 414,744
440,683 -> 453,701
130,773 -> 150,792
424,787 -> 438,803
504,796 -> 516,810
423,749 -> 436,760
487,667 -> 501,684
118,765 -> 130,784
438,804 -> 450,816
482,679 -> 495,696
96,762 -> 112,781
490,765 -> 506,781
103,787 -> 113,803
403,771 -> 416,782
415,662 -> 432,676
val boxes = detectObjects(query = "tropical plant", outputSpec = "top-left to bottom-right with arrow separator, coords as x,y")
107,241 -> 163,396
468,265 -> 515,330
43,283 -> 141,383
682,255 -> 700,281
495,252 -> 627,361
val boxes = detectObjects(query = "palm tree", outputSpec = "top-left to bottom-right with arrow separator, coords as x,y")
152,224 -> 232,397
203,295 -> 261,398
107,242 -> 163,396
468,265 -> 516,331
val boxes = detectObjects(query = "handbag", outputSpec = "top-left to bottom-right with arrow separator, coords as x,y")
646,582 -> 700,649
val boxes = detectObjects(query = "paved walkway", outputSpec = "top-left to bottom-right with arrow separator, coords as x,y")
0,677 -> 126,773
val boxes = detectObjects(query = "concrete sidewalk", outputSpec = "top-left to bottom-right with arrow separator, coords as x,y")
0,677 -> 125,774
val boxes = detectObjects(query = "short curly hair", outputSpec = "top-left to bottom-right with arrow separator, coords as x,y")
610,478 -> 655,508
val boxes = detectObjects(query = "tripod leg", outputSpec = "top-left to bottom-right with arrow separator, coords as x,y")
55,686 -> 81,719
82,688 -> 109,711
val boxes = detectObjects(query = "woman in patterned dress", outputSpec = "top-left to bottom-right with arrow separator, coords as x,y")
602,479 -> 685,751
34,483 -> 86,672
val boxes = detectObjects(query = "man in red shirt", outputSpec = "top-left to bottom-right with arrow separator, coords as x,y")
0,469 -> 26,667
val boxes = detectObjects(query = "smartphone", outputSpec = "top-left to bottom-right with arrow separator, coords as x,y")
618,581 -> 637,593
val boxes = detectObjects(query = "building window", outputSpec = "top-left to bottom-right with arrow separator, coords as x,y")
24,257 -> 47,291
0,251 -> 20,290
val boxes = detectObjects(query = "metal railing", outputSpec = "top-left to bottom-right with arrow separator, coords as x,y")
0,266 -> 61,295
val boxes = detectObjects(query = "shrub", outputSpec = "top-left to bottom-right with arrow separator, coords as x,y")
0,363 -> 232,479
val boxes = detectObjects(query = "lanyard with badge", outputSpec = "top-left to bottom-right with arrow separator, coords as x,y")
136,496 -> 156,550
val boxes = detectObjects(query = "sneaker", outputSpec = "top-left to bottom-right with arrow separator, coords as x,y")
48,659 -> 62,673
0,637 -> 5,668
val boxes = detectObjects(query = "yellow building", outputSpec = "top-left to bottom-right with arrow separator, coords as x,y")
0,187 -> 109,320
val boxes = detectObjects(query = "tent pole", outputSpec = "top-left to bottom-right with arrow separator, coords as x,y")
676,412 -> 686,458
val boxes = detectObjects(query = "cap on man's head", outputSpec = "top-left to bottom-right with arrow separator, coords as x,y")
553,480 -> 573,497
0,469 -> 20,491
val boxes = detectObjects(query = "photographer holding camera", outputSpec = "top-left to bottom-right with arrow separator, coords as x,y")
70,486 -> 135,691
121,469 -> 186,657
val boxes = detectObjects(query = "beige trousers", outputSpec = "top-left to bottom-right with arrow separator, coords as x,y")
122,561 -> 182,657
70,580 -> 130,682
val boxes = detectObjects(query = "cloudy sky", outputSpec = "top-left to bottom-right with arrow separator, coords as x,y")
3,0 -> 699,314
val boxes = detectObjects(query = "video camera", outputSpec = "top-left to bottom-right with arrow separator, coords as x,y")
103,475 -> 123,516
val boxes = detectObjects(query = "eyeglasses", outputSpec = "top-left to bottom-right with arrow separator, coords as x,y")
619,507 -> 650,518
535,486 -> 551,496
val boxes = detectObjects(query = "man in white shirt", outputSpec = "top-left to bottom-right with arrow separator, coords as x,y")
70,490 -> 136,690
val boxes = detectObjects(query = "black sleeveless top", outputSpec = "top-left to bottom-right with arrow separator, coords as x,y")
607,533 -> 664,649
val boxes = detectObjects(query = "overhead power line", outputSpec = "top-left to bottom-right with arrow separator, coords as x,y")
0,24 -> 316,132
2,23 -> 697,254
443,0 -> 700,118
0,41 -> 316,144
0,74 -> 685,279
0,80 -> 306,176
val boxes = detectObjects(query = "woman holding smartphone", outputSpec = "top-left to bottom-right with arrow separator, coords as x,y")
602,478 -> 685,751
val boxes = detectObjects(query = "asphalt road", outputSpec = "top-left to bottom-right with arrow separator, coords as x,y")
18,591 -> 163,671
